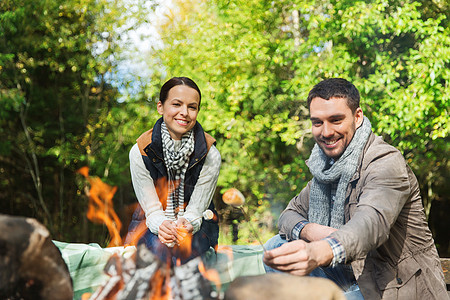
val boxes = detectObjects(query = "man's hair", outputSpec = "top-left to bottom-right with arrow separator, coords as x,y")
160,77 -> 202,109
307,78 -> 360,113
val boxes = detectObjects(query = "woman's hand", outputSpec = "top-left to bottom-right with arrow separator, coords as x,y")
176,217 -> 193,243
158,220 -> 177,244
176,217 -> 193,233
158,218 -> 194,246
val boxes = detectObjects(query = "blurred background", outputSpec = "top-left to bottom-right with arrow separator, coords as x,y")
0,0 -> 448,256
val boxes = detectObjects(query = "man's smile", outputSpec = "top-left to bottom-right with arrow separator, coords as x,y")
322,138 -> 341,148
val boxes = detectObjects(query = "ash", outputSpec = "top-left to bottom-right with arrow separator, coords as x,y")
88,244 -> 218,300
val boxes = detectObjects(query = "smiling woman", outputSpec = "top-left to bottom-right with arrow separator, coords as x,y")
157,84 -> 201,140
124,77 -> 221,265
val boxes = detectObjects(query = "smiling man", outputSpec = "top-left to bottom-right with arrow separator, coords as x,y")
263,78 -> 447,299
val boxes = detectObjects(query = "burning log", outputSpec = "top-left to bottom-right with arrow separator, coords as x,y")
0,214 -> 73,300
224,273 -> 346,300
80,242 -> 348,300
87,244 -> 215,300
173,258 -> 215,300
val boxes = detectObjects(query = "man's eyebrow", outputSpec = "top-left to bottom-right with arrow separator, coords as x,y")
310,114 -> 346,120
329,113 -> 346,119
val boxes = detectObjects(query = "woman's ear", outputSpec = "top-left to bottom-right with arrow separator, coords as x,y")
355,107 -> 364,128
157,101 -> 164,115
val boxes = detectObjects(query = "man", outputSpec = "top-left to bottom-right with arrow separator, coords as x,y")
263,78 -> 448,299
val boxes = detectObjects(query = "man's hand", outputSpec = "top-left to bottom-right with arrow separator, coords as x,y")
158,220 -> 178,244
301,223 -> 337,242
263,240 -> 334,276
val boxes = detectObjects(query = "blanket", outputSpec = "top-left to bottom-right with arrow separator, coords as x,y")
54,241 -> 265,300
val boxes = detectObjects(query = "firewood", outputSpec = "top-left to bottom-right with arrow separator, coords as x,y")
224,273 -> 346,300
0,214 -> 73,300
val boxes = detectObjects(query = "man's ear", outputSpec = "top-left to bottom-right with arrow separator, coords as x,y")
355,107 -> 364,128
157,101 -> 164,115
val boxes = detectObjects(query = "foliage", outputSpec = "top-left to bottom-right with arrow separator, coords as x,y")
0,0 -> 152,242
148,0 -> 314,215
144,0 -> 449,249
312,0 -> 449,219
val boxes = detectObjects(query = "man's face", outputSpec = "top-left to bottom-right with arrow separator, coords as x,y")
309,97 -> 363,160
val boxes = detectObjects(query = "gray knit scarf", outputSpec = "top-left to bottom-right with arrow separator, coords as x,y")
308,116 -> 372,229
161,121 -> 195,221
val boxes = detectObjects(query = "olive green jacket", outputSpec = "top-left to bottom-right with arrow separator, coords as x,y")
279,132 -> 447,299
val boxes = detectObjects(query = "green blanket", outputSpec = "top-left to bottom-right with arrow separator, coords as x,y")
54,241 -> 265,300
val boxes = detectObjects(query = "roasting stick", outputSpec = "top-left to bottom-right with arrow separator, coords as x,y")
190,209 -> 215,223
222,188 -> 266,252
165,209 -> 214,247
238,206 -> 267,252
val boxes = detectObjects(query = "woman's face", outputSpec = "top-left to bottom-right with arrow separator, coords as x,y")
157,85 -> 200,140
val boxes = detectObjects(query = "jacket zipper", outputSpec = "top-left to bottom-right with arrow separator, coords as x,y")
149,147 -> 164,161
188,152 -> 208,170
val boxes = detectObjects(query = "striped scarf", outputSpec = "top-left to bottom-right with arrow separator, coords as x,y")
161,122 -> 195,221
308,116 -> 372,229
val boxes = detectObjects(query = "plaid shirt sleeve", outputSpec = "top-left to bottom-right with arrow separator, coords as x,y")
290,221 -> 310,240
324,237 -> 346,266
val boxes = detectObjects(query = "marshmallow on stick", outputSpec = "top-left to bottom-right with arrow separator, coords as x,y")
201,209 -> 214,221
222,188 -> 266,252
222,188 -> 245,207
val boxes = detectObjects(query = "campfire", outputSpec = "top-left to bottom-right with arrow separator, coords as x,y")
0,169 -> 350,300
84,244 -> 221,300
78,168 -> 224,300
76,172 -> 345,300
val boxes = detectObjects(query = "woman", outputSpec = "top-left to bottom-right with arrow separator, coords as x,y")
125,77 -> 221,264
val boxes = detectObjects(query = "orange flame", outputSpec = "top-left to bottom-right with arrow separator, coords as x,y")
80,293 -> 91,300
177,226 -> 193,259
217,245 -> 234,262
198,260 -> 222,292
154,177 -> 181,211
149,267 -> 171,300
155,177 -> 169,210
124,177 -> 178,247
77,166 -> 123,247
124,219 -> 148,247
